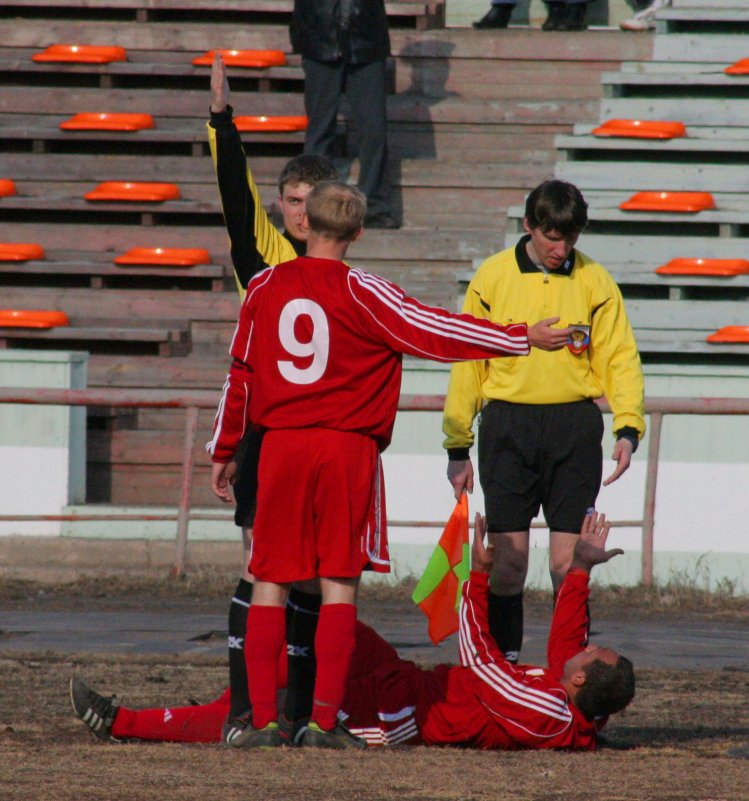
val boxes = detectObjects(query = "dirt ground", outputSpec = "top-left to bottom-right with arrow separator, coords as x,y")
1,576 -> 748,801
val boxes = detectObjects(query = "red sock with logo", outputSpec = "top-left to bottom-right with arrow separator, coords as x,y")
311,603 -> 356,731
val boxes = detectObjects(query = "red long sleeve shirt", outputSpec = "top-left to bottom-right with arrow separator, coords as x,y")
207,257 -> 530,462
414,569 -> 599,750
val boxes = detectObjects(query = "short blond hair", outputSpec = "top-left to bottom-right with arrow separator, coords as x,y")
305,181 -> 367,242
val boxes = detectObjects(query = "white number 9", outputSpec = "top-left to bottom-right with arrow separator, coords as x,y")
277,299 -> 329,385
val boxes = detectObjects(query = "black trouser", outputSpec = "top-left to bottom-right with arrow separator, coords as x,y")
302,57 -> 392,218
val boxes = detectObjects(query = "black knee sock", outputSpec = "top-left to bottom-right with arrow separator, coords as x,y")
283,587 -> 321,738
227,578 -> 253,720
488,591 -> 524,663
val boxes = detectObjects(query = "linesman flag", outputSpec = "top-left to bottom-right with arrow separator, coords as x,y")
411,493 -> 470,644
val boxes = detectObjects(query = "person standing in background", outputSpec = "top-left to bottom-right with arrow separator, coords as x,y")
290,0 -> 399,229
473,0 -> 591,31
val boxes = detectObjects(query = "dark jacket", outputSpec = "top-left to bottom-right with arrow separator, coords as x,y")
290,0 -> 391,64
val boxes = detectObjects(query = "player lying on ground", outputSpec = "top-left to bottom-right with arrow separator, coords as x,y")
71,511 -> 634,750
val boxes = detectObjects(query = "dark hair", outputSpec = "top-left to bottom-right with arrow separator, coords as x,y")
305,181 -> 367,242
524,179 -> 588,237
278,154 -> 338,194
574,656 -> 635,721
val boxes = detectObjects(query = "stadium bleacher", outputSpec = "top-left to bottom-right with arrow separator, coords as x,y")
1,0 -> 702,506
502,0 -> 749,363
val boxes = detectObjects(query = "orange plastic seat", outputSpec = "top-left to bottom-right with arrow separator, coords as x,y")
656,258 -> 749,277
60,113 -> 155,132
32,44 -> 127,64
620,191 -> 716,213
706,326 -> 749,344
0,309 -> 69,328
724,59 -> 749,75
114,247 -> 212,266
193,49 -> 287,68
0,179 -> 17,197
85,182 -> 181,202
234,115 -> 308,132
0,243 -> 46,262
592,119 -> 687,139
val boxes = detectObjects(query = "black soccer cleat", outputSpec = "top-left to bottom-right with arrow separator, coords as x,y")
224,719 -> 282,749
301,721 -> 367,750
222,709 -> 253,746
69,676 -> 120,742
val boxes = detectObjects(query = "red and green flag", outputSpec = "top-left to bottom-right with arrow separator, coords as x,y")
411,494 -> 470,644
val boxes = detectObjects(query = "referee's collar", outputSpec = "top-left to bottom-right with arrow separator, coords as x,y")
515,234 -> 575,276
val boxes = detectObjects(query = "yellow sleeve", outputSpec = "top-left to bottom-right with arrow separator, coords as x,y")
589,275 -> 646,439
207,120 -> 297,299
442,272 -> 490,451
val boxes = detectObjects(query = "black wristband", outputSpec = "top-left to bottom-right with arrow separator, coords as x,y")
448,447 -> 470,461
209,104 -> 234,126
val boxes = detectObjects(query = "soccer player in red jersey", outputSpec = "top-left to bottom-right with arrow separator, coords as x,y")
205,181 -> 570,748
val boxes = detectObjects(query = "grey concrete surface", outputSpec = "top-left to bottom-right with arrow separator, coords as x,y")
1,603 -> 746,671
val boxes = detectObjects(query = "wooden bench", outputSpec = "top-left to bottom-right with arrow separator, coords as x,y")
0,250 -> 231,291
0,0 -> 445,30
0,46 -> 306,92
0,317 -> 190,356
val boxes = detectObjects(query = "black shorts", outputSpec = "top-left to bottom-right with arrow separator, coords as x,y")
477,400 -> 603,534
231,427 -> 263,528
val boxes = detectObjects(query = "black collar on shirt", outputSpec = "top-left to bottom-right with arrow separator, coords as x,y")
284,230 -> 306,257
515,234 -> 575,276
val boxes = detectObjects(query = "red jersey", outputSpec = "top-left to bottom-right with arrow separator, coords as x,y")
207,257 -> 529,462
343,569 -> 600,750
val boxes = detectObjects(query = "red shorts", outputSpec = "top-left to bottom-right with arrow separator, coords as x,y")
250,428 -> 389,583
340,622 -> 424,747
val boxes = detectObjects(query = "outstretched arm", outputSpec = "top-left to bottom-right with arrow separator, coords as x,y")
548,512 -> 623,675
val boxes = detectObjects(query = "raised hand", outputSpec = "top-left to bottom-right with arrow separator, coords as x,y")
471,512 -> 494,573
210,51 -> 230,113
570,511 -> 624,572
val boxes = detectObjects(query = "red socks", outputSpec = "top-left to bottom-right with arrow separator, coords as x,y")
111,689 -> 230,743
245,605 -> 286,729
311,603 -> 356,731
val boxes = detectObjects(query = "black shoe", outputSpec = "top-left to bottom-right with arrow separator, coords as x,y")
364,212 -> 400,229
472,4 -> 513,29
557,3 -> 587,30
301,721 -> 367,750
542,1 -> 565,30
278,714 -> 309,747
69,676 -> 120,742
221,709 -> 252,746
224,719 -> 282,749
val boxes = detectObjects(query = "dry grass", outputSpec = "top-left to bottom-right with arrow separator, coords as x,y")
2,574 -> 748,801
1,653 -> 747,801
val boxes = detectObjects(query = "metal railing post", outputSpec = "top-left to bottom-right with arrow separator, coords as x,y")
172,405 -> 200,578
641,411 -> 663,587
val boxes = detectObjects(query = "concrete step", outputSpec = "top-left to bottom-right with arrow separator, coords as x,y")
554,160 -> 749,193
557,131 -> 749,157
653,34 -> 749,63
599,96 -> 749,126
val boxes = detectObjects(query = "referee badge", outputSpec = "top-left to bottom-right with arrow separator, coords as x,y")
567,324 -> 590,355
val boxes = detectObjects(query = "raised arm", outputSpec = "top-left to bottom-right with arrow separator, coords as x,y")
547,512 -> 623,675
207,53 -> 296,294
